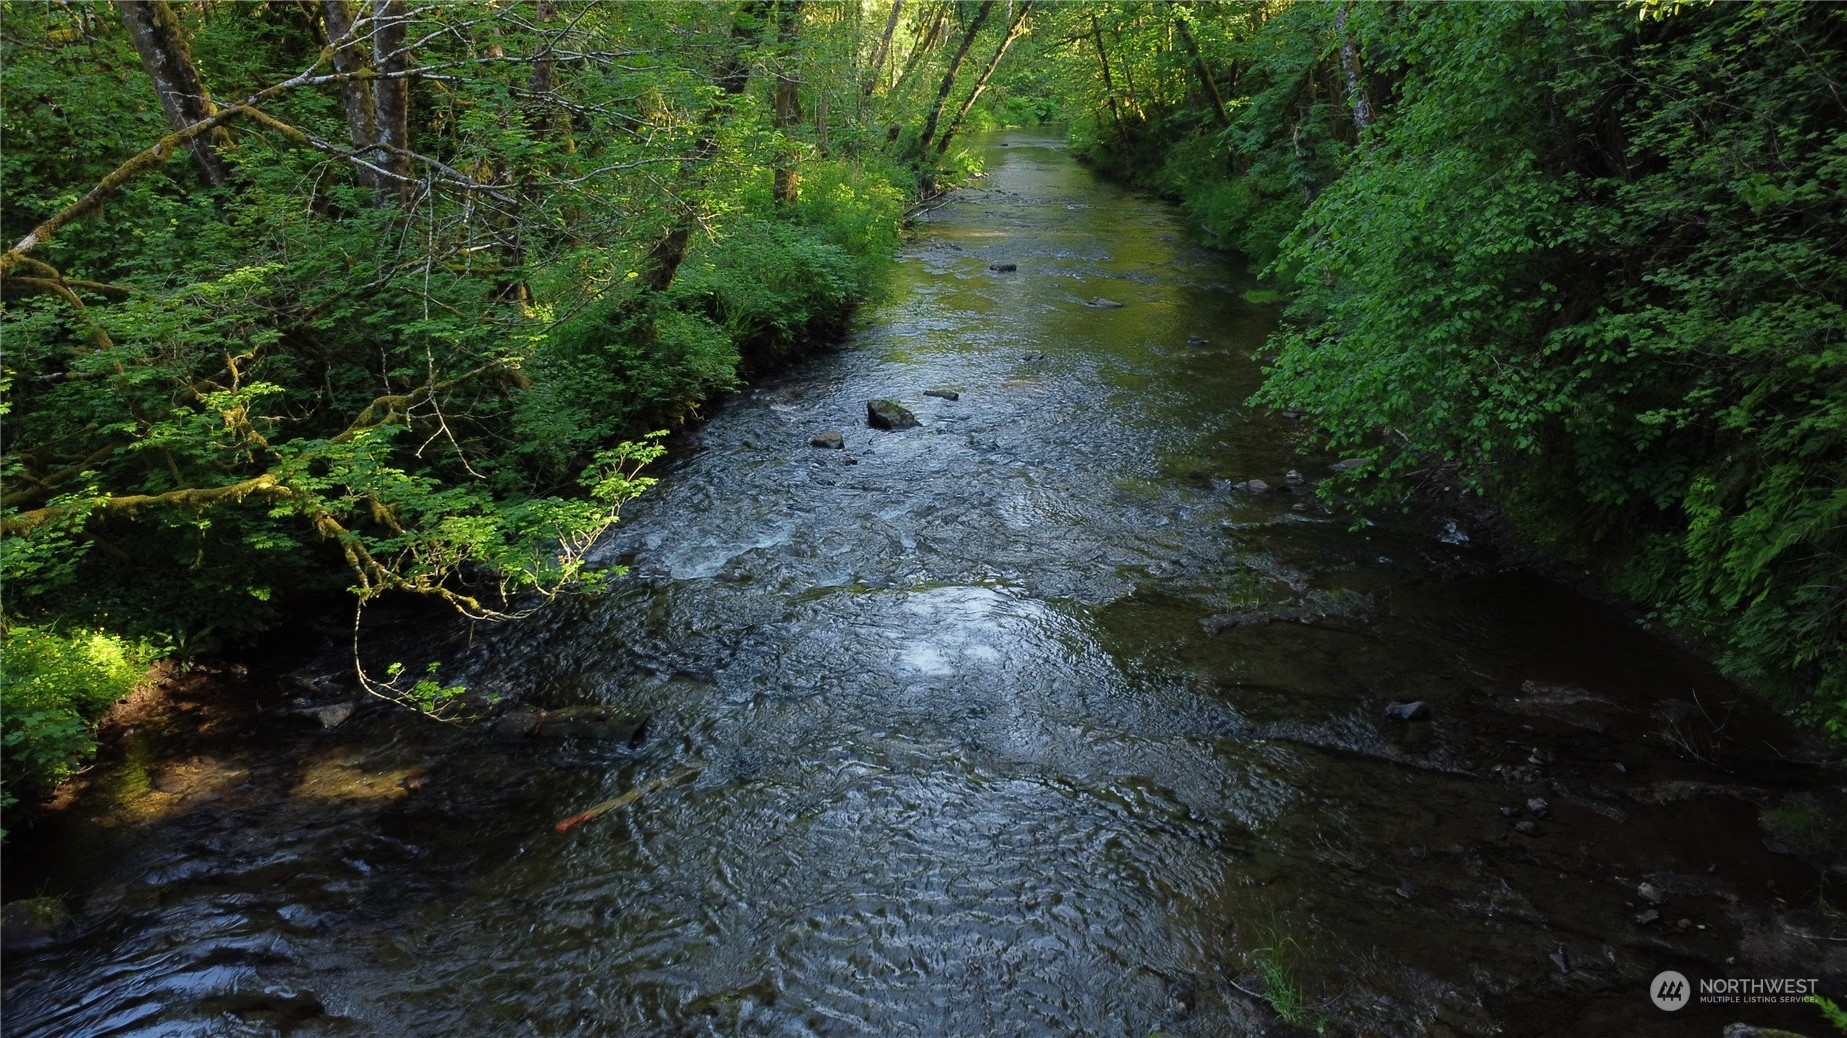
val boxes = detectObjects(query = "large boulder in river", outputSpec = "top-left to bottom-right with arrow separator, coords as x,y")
867,399 -> 920,430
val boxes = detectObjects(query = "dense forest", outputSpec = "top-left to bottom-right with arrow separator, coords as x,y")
3,0 -> 1843,815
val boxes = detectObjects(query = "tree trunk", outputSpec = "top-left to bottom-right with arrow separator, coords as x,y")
1113,23 -> 1142,120
637,3 -> 770,293
497,0 -> 569,313
916,0 -> 993,158
861,0 -> 903,97
114,0 -> 229,187
771,1 -> 804,207
318,0 -> 380,192
935,0 -> 1032,156
1171,10 -> 1230,129
894,2 -> 948,96
527,0 -> 568,148
371,0 -> 412,205
1335,2 -> 1373,133
1090,13 -> 1127,145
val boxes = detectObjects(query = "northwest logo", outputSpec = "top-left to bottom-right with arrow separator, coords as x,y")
1651,970 -> 1691,1011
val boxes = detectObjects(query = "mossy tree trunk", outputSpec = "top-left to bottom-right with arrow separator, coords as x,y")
318,0 -> 382,193
114,0 -> 230,187
371,0 -> 413,205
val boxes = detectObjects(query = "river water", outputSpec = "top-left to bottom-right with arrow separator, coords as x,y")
3,128 -> 1841,1038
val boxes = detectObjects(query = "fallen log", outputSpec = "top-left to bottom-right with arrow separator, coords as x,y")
553,764 -> 704,832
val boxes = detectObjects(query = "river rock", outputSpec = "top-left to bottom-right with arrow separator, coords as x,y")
536,705 -> 650,746
1085,297 -> 1125,308
1384,700 -> 1431,723
1234,479 -> 1271,494
1724,1026 -> 1815,1038
1284,469 -> 1305,486
295,701 -> 357,729
490,706 -> 547,742
867,399 -> 920,430
1186,335 -> 1211,345
1,897 -> 72,951
988,262 -> 1017,272
811,429 -> 845,449
1637,881 -> 1667,905
924,388 -> 959,401
1330,457 -> 1369,473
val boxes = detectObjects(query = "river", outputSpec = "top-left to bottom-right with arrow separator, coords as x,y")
3,128 -> 1840,1038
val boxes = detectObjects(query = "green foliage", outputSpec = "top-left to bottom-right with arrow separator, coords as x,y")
2,1 -> 925,722
1,626 -> 153,808
1248,1 -> 1847,734
674,216 -> 861,359
994,94 -> 1060,126
1814,994 -> 1847,1034
1246,911 -> 1321,1031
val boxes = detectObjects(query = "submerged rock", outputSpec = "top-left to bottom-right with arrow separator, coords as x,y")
867,399 -> 920,430
1186,335 -> 1211,345
988,262 -> 1017,272
295,701 -> 358,729
811,429 -> 845,449
1200,592 -> 1381,634
1,897 -> 72,951
1384,700 -> 1431,723
1085,297 -> 1125,308
923,388 -> 960,401
492,705 -> 650,749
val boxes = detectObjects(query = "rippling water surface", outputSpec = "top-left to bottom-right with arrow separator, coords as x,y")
5,128 -> 1839,1038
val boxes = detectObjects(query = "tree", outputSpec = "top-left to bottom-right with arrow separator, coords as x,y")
916,0 -> 993,158
2,1 -> 918,693
114,0 -> 230,186
934,0 -> 1032,156
771,1 -> 805,206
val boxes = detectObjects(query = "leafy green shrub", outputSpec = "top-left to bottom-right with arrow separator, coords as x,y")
673,216 -> 862,360
2,626 -> 153,808
514,297 -> 737,485
996,94 -> 1059,126
1255,2 -> 1847,736
793,158 -> 909,281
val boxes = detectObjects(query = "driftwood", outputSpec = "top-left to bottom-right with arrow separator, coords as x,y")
553,764 -> 704,832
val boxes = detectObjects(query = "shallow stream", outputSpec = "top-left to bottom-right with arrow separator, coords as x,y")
4,128 -> 1842,1038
